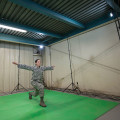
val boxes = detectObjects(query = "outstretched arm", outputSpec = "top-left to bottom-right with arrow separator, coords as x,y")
12,62 -> 34,71
42,66 -> 55,71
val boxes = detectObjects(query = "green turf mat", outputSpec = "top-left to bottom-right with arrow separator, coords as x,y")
0,90 -> 119,120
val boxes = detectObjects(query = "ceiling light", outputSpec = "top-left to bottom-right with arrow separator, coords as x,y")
0,24 -> 27,33
39,45 -> 44,49
110,12 -> 113,17
38,33 -> 44,35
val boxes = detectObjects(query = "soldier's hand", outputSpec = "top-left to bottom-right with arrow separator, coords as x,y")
12,62 -> 18,65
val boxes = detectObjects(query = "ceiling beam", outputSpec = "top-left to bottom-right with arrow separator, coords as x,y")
42,37 -> 53,43
8,0 -> 85,29
0,19 -> 62,38
105,0 -> 120,12
0,33 -> 43,46
48,14 -> 116,45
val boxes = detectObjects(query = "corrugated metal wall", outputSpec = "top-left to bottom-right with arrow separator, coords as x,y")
44,22 -> 120,96
0,41 -> 41,92
19,44 -> 33,89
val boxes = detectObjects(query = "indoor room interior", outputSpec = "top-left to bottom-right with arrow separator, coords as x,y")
0,0 -> 120,120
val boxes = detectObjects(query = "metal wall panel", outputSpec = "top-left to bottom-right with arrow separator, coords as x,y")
0,41 -> 40,92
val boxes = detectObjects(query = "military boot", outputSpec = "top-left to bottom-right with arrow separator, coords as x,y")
40,97 -> 46,107
29,93 -> 32,99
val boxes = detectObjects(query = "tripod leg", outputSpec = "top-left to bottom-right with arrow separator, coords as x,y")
77,88 -> 81,93
71,83 -> 81,95
0,90 -> 8,95
75,87 -> 81,95
11,85 -> 18,94
19,84 -> 28,91
63,83 -> 72,92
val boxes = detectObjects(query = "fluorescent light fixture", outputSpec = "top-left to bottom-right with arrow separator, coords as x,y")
38,33 -> 44,35
39,45 -> 44,49
110,12 -> 113,17
0,24 -> 27,33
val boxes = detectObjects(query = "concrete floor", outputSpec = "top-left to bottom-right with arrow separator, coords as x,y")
96,104 -> 120,120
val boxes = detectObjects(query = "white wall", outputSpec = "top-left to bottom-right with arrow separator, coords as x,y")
43,47 -> 52,87
0,41 -> 41,92
44,22 -> 120,96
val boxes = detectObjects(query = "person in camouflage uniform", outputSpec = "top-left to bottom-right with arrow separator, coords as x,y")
12,59 -> 54,107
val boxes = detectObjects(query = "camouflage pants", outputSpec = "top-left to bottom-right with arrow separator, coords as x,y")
30,81 -> 44,97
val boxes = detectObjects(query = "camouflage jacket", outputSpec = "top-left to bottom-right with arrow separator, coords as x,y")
18,64 -> 53,83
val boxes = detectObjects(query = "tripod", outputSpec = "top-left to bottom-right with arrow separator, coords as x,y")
63,39 -> 81,94
11,44 -> 28,94
11,78 -> 28,94
0,90 -> 8,95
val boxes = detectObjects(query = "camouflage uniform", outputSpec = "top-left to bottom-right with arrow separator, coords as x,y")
18,64 -> 53,97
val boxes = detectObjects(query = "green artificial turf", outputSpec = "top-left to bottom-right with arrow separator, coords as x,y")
0,90 -> 119,120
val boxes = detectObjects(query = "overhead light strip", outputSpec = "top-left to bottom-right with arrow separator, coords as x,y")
0,24 -> 27,33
